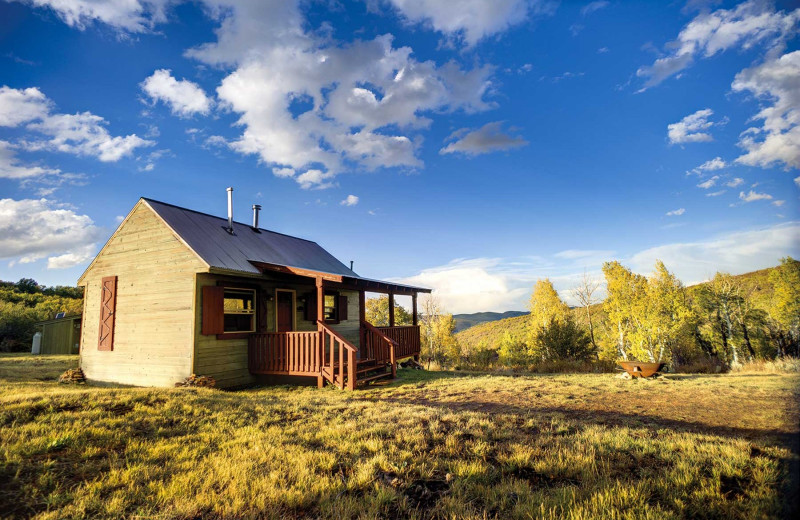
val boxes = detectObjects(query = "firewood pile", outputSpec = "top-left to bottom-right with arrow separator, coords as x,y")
58,368 -> 86,384
175,374 -> 216,388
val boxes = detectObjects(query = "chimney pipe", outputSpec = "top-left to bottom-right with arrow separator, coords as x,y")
350,260 -> 354,271
226,187 -> 234,233
252,204 -> 261,229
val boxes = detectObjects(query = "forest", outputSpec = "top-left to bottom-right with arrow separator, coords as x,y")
400,258 -> 800,372
0,279 -> 83,352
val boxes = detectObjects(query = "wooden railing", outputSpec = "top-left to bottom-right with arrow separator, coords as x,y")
248,331 -> 321,376
376,325 -> 420,360
362,321 -> 397,377
319,322 -> 358,390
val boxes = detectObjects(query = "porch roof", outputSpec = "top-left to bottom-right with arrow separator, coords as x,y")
144,198 -> 430,295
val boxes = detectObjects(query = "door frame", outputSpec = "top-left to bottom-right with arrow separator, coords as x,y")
274,288 -> 296,332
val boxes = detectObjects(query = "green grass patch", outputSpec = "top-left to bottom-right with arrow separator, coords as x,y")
1,353 -> 798,519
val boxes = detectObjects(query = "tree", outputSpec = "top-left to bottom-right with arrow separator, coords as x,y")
602,261 -> 644,361
534,318 -> 594,362
573,270 -> 601,352
497,330 -> 529,367
768,257 -> 800,354
16,278 -> 41,294
418,294 -> 459,368
365,295 -> 412,327
527,278 -> 570,360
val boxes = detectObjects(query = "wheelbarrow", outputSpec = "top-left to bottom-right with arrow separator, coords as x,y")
618,361 -> 666,378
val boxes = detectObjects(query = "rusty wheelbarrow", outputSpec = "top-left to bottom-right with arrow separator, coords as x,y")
618,361 -> 666,378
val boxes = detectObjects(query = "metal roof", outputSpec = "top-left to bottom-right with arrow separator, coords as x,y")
143,198 -> 430,293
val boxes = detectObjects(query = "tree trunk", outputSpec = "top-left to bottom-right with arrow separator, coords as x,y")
617,319 -> 627,360
741,322 -> 756,359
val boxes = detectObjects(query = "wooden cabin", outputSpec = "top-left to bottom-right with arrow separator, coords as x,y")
77,197 -> 429,389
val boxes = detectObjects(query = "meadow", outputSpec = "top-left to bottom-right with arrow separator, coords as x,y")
1,354 -> 798,519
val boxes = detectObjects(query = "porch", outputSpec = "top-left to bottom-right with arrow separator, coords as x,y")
245,262 -> 428,389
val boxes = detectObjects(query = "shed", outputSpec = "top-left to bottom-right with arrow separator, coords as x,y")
35,315 -> 82,355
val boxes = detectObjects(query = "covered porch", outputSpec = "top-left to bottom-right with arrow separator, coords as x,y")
246,262 -> 429,389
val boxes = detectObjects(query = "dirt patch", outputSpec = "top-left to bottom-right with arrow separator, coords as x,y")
404,478 -> 450,510
507,467 -> 580,488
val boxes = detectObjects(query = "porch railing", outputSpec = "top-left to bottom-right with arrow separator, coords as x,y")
248,331 -> 321,376
319,321 -> 358,390
362,321 -> 397,377
376,325 -> 420,360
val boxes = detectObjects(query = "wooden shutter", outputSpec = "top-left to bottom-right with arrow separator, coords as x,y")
338,295 -> 348,321
257,291 -> 269,333
304,293 -> 317,322
202,286 -> 224,335
98,276 -> 117,351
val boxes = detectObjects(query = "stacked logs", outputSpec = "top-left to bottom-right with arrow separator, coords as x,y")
58,368 -> 86,384
175,374 -> 216,388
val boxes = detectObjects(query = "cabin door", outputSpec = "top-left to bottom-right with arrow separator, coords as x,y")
276,290 -> 294,332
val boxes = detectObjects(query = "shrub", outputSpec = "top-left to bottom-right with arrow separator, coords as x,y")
533,318 -> 595,362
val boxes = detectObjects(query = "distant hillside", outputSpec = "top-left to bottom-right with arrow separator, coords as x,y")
455,264 -> 782,351
453,311 -> 527,332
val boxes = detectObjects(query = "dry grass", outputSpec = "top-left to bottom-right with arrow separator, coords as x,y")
1,354 -> 799,519
731,358 -> 800,374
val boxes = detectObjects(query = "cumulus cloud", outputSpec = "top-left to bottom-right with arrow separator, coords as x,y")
668,108 -> 719,144
706,190 -> 726,197
726,177 -> 744,187
296,169 -> 335,190
795,175 -> 800,187
687,156 -> 726,175
0,140 -> 60,179
637,1 -> 800,89
396,223 -> 800,312
0,86 -> 51,127
383,0 -> 547,47
739,189 -> 773,202
0,86 -> 152,162
697,175 -> 719,189
340,194 -> 359,206
440,121 -> 527,156
141,69 -> 213,117
18,0 -> 171,33
24,112 -> 153,161
0,198 -> 101,269
666,208 -> 686,216
732,50 -> 800,170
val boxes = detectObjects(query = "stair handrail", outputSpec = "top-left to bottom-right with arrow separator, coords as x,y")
318,321 -> 358,390
362,321 -> 397,378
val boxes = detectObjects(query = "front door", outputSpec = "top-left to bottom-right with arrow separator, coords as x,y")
276,291 -> 294,332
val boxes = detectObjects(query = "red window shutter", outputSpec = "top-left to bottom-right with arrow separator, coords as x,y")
305,293 -> 317,322
338,295 -> 348,321
202,286 -> 225,335
257,291 -> 269,333
98,276 -> 117,351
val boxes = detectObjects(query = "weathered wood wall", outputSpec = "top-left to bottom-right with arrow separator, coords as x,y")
40,318 -> 80,355
78,202 -> 204,387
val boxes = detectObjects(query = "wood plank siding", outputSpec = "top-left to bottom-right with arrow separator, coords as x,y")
78,201 -> 206,387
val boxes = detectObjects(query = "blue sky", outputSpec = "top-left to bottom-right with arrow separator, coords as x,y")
1,0 -> 798,313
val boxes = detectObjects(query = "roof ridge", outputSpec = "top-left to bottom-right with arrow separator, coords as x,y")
142,197 -> 320,245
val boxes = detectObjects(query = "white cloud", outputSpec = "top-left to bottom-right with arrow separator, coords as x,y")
666,208 -> 686,216
396,223 -> 800,312
383,0 -> 545,47
272,167 -> 295,178
697,175 -> 719,189
296,169 -> 335,190
668,108 -> 718,144
24,112 -> 153,161
340,194 -> 359,206
0,198 -> 101,269
795,175 -> 800,187
440,121 -> 527,156
688,156 -> 726,175
581,1 -> 609,17
0,140 -> 60,179
726,177 -> 744,187
739,189 -> 773,202
772,199 -> 785,207
0,86 -> 51,127
553,249 -> 615,260
706,190 -> 726,197
19,0 -> 170,33
141,69 -> 213,117
732,51 -> 800,170
637,1 -> 800,89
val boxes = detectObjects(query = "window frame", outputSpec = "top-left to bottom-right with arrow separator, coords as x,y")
219,287 -> 257,337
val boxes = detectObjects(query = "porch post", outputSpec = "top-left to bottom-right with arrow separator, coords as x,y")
388,291 -> 395,327
316,276 -> 324,387
358,290 -> 366,356
316,277 -> 324,327
412,293 -> 418,326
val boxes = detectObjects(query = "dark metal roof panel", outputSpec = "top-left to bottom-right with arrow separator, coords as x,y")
144,198 -> 358,277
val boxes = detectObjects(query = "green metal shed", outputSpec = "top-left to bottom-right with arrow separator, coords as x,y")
35,315 -> 82,355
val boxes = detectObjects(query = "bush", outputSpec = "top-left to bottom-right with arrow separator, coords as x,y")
730,358 -> 800,373
533,318 -> 595,362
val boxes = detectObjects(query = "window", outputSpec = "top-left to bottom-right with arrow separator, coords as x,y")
223,288 -> 256,333
324,291 -> 338,321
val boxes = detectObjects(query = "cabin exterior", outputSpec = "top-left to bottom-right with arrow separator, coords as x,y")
77,198 -> 429,389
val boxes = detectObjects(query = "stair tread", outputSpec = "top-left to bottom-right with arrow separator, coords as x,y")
358,372 -> 393,384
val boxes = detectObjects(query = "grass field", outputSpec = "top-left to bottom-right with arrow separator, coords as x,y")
1,354 -> 799,519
